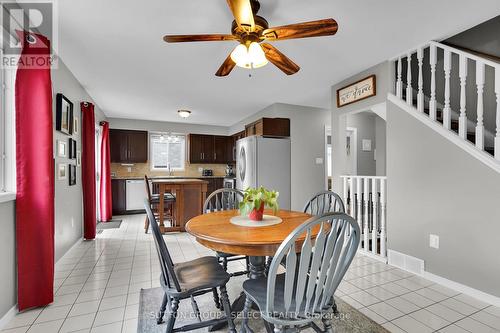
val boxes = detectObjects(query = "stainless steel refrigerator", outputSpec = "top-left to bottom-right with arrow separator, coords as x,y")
236,136 -> 291,210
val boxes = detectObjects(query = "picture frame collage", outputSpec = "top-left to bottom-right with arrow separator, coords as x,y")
55,93 -> 81,186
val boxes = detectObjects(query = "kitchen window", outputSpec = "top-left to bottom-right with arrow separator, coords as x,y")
150,133 -> 186,171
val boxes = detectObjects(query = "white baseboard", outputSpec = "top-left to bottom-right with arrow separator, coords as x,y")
423,271 -> 500,307
359,250 -> 388,263
387,249 -> 424,275
56,238 -> 84,265
0,305 -> 17,330
387,248 -> 500,307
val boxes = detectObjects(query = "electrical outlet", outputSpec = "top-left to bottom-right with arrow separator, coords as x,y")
127,166 -> 132,172
315,157 -> 323,165
429,234 -> 439,249
198,167 -> 203,172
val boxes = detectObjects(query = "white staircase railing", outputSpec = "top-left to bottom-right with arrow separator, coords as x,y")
393,41 -> 500,160
341,175 -> 387,261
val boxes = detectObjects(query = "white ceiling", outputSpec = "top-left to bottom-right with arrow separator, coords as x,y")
58,0 -> 500,126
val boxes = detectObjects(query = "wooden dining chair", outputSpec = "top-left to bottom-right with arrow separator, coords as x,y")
203,188 -> 249,276
144,199 -> 237,333
303,190 -> 345,215
241,212 -> 360,333
144,175 -> 176,233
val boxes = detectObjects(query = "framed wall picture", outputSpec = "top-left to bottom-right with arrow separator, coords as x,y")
69,138 -> 77,159
57,164 -> 67,180
56,93 -> 74,135
56,140 -> 67,158
76,150 -> 81,167
69,165 -> 77,186
73,117 -> 79,135
336,75 -> 376,108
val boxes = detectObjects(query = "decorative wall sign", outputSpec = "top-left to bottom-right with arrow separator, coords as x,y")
56,93 -> 74,135
336,75 -> 376,108
56,140 -> 67,158
57,164 -> 67,180
69,165 -> 77,186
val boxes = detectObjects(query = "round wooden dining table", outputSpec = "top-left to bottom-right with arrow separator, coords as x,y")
186,209 -> 314,278
186,208 -> 315,322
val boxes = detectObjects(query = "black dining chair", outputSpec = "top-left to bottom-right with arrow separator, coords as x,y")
143,175 -> 177,234
145,199 -> 237,333
203,188 -> 249,276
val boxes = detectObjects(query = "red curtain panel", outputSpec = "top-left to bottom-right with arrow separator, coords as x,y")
15,31 -> 54,310
99,121 -> 112,221
81,102 -> 96,239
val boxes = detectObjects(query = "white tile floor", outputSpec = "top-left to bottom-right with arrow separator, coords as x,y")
1,213 -> 500,333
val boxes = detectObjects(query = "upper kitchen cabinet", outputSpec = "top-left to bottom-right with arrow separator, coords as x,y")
110,129 -> 148,163
245,118 -> 290,138
188,134 -> 234,164
213,136 -> 228,163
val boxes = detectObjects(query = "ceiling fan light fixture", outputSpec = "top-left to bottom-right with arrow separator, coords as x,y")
177,109 -> 191,118
230,42 -> 268,69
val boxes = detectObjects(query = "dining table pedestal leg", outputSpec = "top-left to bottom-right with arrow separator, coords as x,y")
209,256 -> 266,331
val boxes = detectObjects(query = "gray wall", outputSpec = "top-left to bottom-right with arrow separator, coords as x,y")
230,103 -> 331,211
331,61 -> 392,193
387,100 -> 500,297
52,59 -> 107,260
375,116 -> 387,176
0,201 -> 16,319
346,112 -> 377,176
108,118 -> 228,135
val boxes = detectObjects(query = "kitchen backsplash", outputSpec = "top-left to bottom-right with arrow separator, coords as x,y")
111,162 -> 228,178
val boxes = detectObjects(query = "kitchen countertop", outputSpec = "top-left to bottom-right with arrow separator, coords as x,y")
111,175 -> 227,180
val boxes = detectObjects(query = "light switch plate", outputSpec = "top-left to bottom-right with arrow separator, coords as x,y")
429,234 -> 439,249
127,167 -> 132,172
315,157 -> 323,165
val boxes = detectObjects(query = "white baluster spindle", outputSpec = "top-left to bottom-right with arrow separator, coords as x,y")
363,178 -> 369,252
443,50 -> 452,129
417,48 -> 424,113
371,178 -> 378,255
495,67 -> 500,160
429,45 -> 437,120
342,177 -> 348,213
396,57 -> 403,98
406,53 -> 413,105
380,179 -> 387,258
476,62 -> 485,150
356,178 -> 363,249
459,55 -> 468,139
349,178 -> 355,218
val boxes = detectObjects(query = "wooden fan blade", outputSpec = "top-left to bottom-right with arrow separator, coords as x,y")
226,0 -> 255,31
163,34 -> 236,43
262,18 -> 338,41
215,54 -> 236,77
261,43 -> 300,75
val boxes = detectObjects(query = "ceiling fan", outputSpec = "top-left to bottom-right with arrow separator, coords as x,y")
163,0 -> 338,76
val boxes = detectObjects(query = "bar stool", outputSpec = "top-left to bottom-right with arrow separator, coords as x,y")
144,175 -> 176,233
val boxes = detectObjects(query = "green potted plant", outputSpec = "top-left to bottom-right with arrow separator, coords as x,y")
239,187 -> 279,221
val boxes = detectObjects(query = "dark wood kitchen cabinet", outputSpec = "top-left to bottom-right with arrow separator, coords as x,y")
213,136 -> 228,163
245,118 -> 290,138
111,179 -> 126,215
188,134 -> 214,163
110,129 -> 148,163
